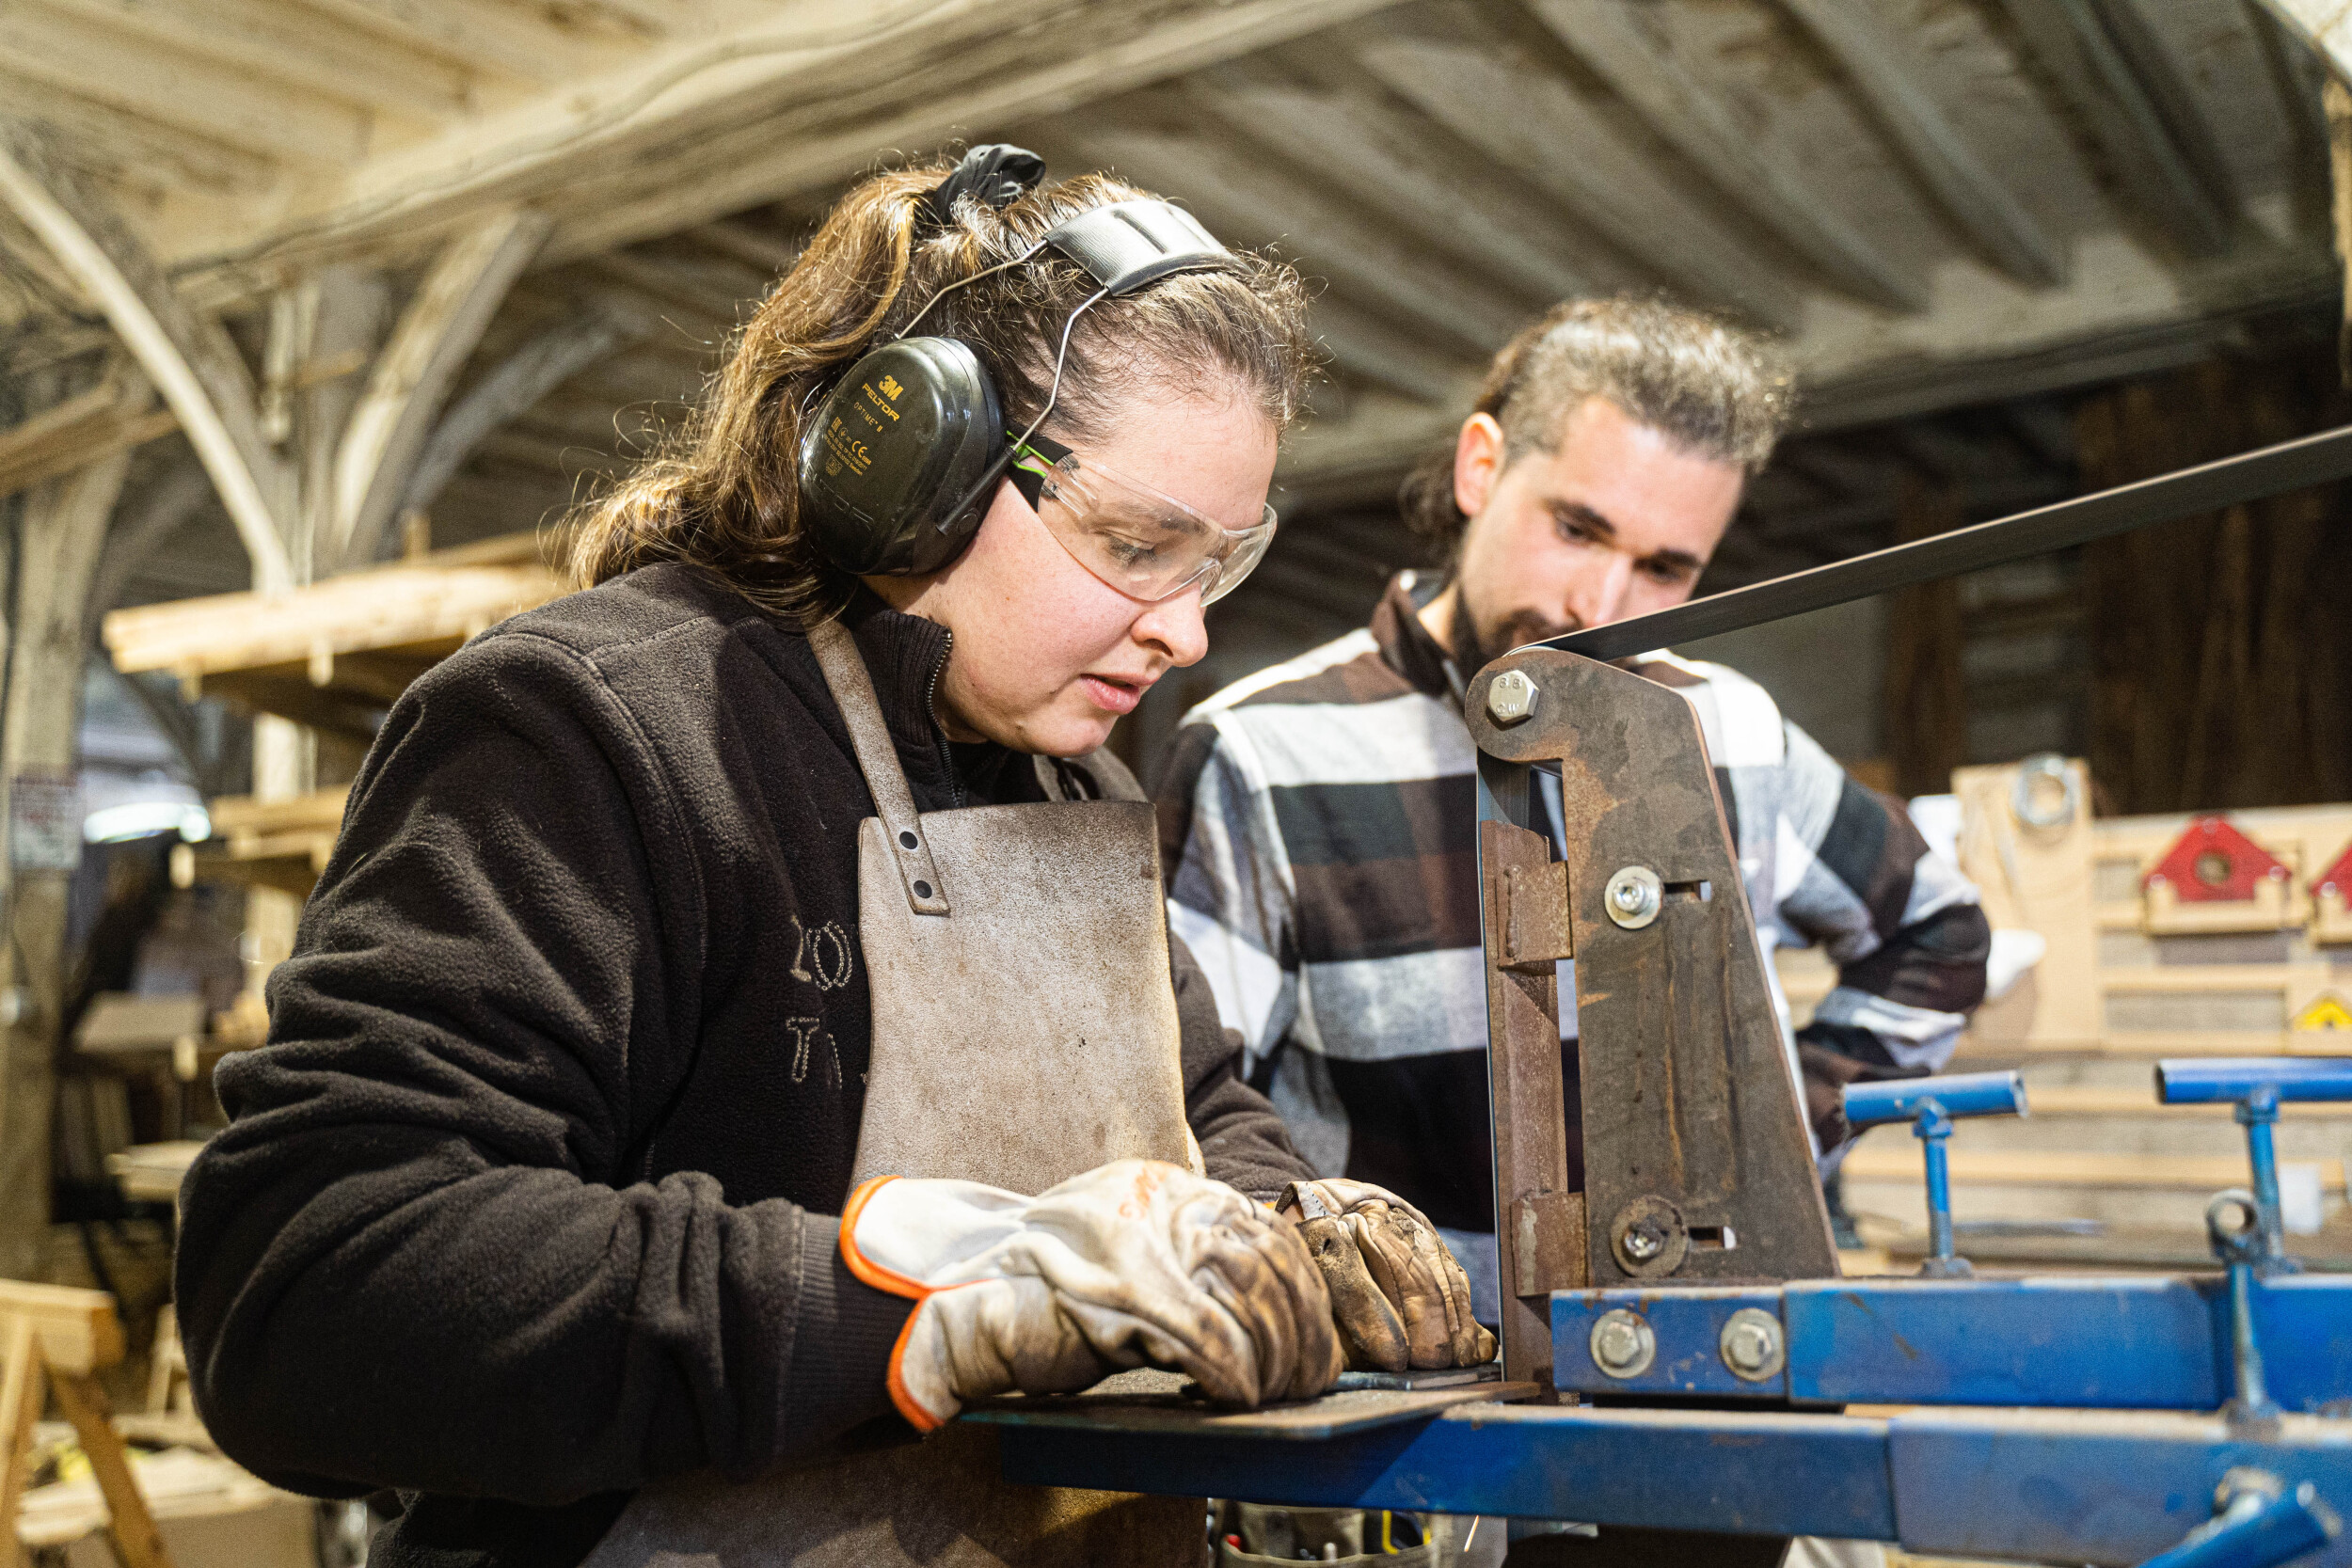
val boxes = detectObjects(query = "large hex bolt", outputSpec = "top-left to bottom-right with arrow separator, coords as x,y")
1589,1309 -> 1656,1379
1604,865 -> 1663,930
1718,1307 -> 1786,1383
1486,670 -> 1539,726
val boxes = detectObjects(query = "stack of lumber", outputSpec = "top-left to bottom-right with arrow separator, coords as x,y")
102,531 -> 563,737
169,787 -> 349,900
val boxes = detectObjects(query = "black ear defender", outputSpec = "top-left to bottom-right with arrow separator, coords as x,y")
797,145 -> 1239,578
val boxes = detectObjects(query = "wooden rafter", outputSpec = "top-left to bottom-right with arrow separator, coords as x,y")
1994,0 -> 2237,257
0,123 -> 294,591
1526,0 -> 1928,314
0,372 -> 176,502
1778,0 -> 2067,288
403,309 -> 648,518
1352,21 -> 1804,330
330,208 -> 549,567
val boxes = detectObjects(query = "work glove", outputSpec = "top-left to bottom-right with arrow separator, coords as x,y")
1278,1180 -> 1497,1372
842,1160 -> 1344,1431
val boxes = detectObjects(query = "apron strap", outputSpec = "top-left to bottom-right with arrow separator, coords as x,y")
807,617 -> 951,917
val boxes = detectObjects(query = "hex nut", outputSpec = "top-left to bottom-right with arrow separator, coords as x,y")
1604,865 -> 1663,930
1486,670 -> 1539,726
1719,1307 -> 1785,1383
1589,1309 -> 1656,1379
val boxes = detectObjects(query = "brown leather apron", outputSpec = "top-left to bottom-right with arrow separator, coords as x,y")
580,618 -> 1203,1568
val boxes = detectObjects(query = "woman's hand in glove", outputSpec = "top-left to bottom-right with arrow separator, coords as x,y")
842,1160 -> 1344,1431
1278,1179 -> 1498,1372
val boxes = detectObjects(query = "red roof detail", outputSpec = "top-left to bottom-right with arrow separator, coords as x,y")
2142,816 -> 2290,903
2313,839 -> 2352,900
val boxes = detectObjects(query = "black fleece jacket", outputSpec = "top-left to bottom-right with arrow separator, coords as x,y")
174,563 -> 1311,1568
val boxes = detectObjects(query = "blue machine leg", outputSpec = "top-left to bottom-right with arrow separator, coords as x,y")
1916,1105 -> 1966,1277
2138,1468 -> 2343,1568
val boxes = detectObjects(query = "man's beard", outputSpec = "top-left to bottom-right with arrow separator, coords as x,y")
1448,586 -> 1581,676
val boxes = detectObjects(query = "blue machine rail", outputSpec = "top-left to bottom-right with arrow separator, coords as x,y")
2157,1059 -> 2352,1104
978,1402 -> 2352,1566
1553,1274 -> 2352,1408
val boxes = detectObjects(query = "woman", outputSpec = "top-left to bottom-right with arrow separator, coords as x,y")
175,149 -> 1486,1568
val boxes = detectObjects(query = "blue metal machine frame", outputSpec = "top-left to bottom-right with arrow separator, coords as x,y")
980,1056 -> 2352,1566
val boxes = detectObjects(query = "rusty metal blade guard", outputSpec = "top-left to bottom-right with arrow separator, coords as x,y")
1468,648 -> 1838,1386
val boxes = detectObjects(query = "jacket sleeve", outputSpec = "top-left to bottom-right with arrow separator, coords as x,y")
1171,933 -> 1312,1200
1762,721 -> 1992,1076
174,630 -> 906,1507
1154,716 -> 1301,1069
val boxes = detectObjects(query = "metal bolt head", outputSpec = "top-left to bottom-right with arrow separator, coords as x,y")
1589,1309 -> 1656,1378
1486,670 -> 1538,726
1604,865 -> 1663,929
1621,1222 -> 1665,1261
1718,1307 -> 1785,1382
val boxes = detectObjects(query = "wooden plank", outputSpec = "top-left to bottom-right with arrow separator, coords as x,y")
40,0 -> 475,127
207,788 -> 353,837
1038,118 -> 1525,356
1991,0 -> 2233,256
333,209 -> 551,569
0,128 -> 294,591
0,1283 -> 124,1379
49,1371 -> 174,1568
1187,64 -> 1597,306
1526,0 -> 1926,312
287,0 -> 617,87
0,8 -> 370,166
0,1317 -> 42,1568
1777,0 -> 2065,287
1354,23 -> 1805,328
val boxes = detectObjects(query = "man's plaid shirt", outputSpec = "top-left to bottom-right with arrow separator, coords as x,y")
1155,574 -> 1991,1241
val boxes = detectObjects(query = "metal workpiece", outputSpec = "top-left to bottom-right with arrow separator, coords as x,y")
1549,1274 -> 2352,1411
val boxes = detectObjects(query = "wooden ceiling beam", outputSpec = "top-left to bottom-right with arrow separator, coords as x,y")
1188,62 -> 1597,306
0,8 -> 373,167
404,309 -> 649,520
1307,296 -> 1476,405
0,125 -> 294,589
685,221 -> 802,277
0,372 -> 177,502
1991,0 -> 2236,257
1777,0 -> 2066,288
0,76 -> 277,201
1353,25 -> 1804,331
1525,0 -> 1927,313
1036,119 -> 1526,355
331,209 -> 551,569
166,0 -> 1406,282
40,0 -> 476,128
284,0 -> 606,87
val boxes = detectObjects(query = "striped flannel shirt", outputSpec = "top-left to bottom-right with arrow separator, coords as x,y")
1155,573 -> 1991,1246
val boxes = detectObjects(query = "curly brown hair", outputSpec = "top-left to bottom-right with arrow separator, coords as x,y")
563,160 -> 1316,620
1398,295 -> 1792,567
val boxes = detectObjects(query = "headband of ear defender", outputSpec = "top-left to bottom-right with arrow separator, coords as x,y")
797,148 -> 1239,578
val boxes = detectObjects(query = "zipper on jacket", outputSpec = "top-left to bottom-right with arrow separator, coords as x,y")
923,628 -> 961,809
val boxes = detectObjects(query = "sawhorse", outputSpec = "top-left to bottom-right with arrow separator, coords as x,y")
0,1280 -> 174,1568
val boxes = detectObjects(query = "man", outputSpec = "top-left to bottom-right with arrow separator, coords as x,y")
1155,297 -> 1993,1320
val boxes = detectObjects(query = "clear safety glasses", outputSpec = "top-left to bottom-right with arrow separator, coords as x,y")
1009,433 -> 1276,607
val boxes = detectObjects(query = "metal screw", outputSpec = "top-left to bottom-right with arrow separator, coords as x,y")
1719,1308 -> 1785,1383
1486,670 -> 1538,725
1621,1222 -> 1664,1261
1604,866 -> 1663,930
1589,1309 -> 1655,1378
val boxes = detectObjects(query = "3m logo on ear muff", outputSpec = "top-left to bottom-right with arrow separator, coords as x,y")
879,373 -> 905,401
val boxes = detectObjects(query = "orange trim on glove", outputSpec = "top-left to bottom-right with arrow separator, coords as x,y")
839,1174 -> 961,1433
838,1175 -> 935,1301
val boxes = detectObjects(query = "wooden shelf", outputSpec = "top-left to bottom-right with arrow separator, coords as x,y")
103,533 -> 562,737
170,786 -> 350,899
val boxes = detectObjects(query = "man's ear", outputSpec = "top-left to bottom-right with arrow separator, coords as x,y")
1452,412 -> 1505,522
